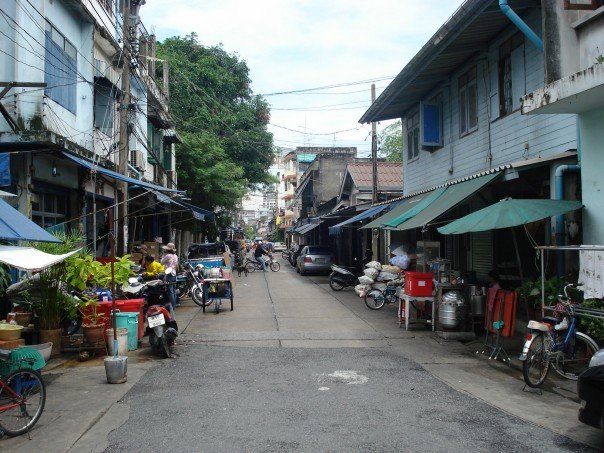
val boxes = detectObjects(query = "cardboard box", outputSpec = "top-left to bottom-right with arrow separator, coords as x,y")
144,241 -> 161,259
130,252 -> 143,264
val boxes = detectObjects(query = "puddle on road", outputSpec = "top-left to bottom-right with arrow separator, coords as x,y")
318,370 -> 368,385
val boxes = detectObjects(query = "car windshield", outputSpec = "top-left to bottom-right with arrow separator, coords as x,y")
307,246 -> 331,255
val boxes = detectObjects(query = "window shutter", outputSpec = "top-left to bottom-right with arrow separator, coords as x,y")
471,231 -> 493,282
511,44 -> 525,111
420,101 -> 442,147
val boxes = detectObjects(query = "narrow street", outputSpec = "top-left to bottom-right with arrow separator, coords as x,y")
96,259 -> 599,452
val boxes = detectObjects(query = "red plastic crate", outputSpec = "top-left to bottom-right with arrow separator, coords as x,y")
404,271 -> 434,296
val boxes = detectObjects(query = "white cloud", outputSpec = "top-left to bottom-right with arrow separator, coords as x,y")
141,0 -> 464,156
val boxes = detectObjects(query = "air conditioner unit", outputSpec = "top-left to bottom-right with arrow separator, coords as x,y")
129,150 -> 144,170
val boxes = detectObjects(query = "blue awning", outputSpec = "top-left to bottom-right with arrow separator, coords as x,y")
296,222 -> 322,235
62,151 -> 181,193
0,198 -> 61,243
328,203 -> 392,235
154,191 -> 214,221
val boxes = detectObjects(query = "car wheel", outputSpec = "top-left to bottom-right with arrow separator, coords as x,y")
296,265 -> 300,274
300,266 -> 306,276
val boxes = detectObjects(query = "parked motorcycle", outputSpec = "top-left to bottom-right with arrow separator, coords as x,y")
146,303 -> 178,358
181,262 -> 208,307
329,263 -> 360,291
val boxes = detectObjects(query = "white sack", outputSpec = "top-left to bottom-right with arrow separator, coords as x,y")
358,275 -> 374,285
363,267 -> 379,280
377,271 -> 398,282
365,261 -> 382,271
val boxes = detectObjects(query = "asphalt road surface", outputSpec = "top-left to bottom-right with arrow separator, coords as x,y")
106,262 -> 597,452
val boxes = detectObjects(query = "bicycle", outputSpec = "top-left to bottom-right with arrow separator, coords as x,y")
520,283 -> 599,388
364,284 -> 401,310
0,351 -> 46,438
244,255 -> 280,273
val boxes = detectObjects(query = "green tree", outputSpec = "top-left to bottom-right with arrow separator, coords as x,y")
378,120 -> 403,162
157,34 -> 275,198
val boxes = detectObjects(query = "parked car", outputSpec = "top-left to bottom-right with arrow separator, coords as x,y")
578,348 -> 604,430
296,245 -> 333,275
272,242 -> 286,252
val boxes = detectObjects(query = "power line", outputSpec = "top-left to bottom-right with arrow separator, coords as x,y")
258,76 -> 395,97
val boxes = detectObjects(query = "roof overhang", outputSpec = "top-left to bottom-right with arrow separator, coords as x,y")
360,0 -> 540,123
522,63 -> 604,115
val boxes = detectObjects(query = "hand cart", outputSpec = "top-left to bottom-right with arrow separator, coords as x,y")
201,278 -> 234,313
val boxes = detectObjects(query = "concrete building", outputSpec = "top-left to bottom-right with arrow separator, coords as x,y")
522,0 -> 604,245
0,0 -> 207,254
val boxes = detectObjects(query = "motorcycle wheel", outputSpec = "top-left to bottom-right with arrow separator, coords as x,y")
329,277 -> 345,291
160,335 -> 171,358
191,285 -> 210,307
270,261 -> 280,272
245,261 -> 257,273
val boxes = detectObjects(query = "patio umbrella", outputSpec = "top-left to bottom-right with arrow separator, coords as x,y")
0,198 -> 61,243
438,198 -> 583,235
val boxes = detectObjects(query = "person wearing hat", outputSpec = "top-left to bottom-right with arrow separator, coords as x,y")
161,243 -> 179,310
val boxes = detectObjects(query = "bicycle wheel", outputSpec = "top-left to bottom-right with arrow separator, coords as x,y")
522,333 -> 551,388
270,261 -> 280,272
365,289 -> 386,310
245,261 -> 257,273
551,331 -> 598,381
0,368 -> 46,436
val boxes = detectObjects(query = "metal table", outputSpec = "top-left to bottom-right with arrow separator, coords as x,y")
201,278 -> 234,313
398,293 -> 435,331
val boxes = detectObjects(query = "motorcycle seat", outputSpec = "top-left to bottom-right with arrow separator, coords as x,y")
527,320 -> 552,332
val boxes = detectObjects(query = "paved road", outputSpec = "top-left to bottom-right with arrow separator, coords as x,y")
106,260 -> 597,452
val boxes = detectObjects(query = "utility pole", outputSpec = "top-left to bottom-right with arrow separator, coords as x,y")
117,0 -> 131,255
371,84 -> 379,262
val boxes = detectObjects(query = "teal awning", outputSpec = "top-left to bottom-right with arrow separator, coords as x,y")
438,198 -> 583,234
361,194 -> 427,230
393,172 -> 501,231
382,187 -> 446,228
0,198 -> 61,243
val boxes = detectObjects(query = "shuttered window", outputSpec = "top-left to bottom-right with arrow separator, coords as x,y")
471,231 -> 493,282
44,21 -> 77,113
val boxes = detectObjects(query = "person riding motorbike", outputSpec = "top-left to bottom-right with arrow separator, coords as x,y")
254,242 -> 270,272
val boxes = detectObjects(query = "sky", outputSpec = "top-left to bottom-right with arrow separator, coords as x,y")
141,0 -> 465,158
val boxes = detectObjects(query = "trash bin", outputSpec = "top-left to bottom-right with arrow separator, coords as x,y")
115,312 -> 139,351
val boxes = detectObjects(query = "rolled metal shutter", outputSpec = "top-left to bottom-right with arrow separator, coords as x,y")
471,231 -> 492,282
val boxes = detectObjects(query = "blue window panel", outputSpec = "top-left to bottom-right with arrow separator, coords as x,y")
44,31 -> 77,113
0,154 -> 10,187
94,85 -> 115,135
421,102 -> 442,147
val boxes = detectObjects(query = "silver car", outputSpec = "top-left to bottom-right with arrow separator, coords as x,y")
296,245 -> 333,275
272,242 -> 286,252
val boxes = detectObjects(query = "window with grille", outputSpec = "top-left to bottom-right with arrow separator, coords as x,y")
406,112 -> 420,160
498,33 -> 524,118
44,20 -> 77,113
459,67 -> 478,136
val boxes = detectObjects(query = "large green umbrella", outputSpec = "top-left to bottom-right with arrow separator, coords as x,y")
438,198 -> 583,235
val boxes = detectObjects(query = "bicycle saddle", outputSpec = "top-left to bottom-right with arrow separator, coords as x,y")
527,320 -> 552,332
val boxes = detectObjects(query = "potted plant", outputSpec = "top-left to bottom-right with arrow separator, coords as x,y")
26,232 -> 84,356
77,294 -> 106,344
517,277 -> 566,320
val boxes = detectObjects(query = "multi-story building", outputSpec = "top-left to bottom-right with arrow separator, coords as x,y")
360,0 -> 580,281
522,0 -> 604,245
0,0 -> 206,254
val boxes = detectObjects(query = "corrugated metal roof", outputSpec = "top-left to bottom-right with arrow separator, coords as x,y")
360,0 -> 540,123
346,162 -> 403,190
297,153 -> 316,163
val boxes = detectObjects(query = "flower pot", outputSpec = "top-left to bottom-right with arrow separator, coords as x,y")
39,328 -> 62,357
83,324 -> 105,344
14,312 -> 32,327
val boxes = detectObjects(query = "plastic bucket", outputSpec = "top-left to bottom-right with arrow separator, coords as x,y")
104,356 -> 127,384
115,312 -> 139,351
105,328 -> 128,355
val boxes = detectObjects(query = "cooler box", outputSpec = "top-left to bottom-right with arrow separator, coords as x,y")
95,299 -> 145,339
115,312 -> 139,350
404,271 -> 434,296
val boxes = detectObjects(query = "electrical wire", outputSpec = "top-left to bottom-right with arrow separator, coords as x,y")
258,76 -> 396,96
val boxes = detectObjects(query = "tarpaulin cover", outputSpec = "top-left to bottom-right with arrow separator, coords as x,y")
0,198 -> 61,243
0,245 -> 80,271
328,203 -> 391,235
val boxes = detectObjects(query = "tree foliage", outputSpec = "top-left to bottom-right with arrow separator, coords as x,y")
378,120 -> 403,162
157,34 -> 275,208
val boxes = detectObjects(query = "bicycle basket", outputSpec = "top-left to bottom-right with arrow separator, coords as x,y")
0,348 -> 46,377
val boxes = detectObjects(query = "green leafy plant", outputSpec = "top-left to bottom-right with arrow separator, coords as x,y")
517,277 -> 566,309
65,254 -> 133,290
579,298 -> 604,341
77,294 -> 106,327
